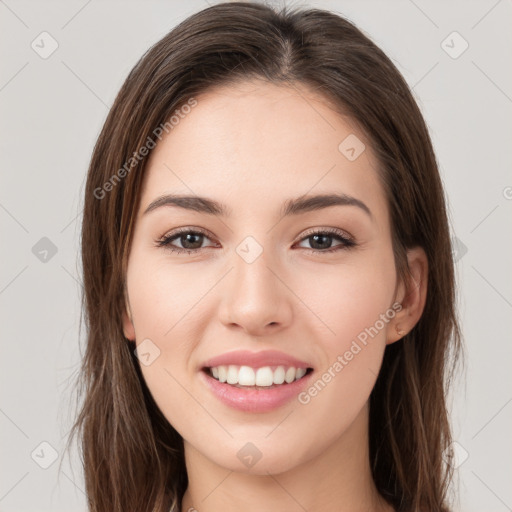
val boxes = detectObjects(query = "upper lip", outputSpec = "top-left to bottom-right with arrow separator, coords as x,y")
201,350 -> 313,370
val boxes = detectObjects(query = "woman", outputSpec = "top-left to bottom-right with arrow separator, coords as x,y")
66,2 -> 463,511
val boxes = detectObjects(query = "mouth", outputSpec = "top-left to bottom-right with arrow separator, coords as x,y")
198,350 -> 315,412
200,364 -> 314,412
202,365 -> 314,388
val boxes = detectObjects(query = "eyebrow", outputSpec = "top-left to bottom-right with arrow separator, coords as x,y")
143,192 -> 372,220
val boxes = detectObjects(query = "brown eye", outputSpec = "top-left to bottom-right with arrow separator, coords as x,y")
295,228 -> 356,254
156,228 -> 216,254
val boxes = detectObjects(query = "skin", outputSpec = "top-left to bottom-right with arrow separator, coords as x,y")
122,79 -> 428,512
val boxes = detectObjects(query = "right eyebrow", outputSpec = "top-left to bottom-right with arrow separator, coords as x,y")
143,194 -> 229,216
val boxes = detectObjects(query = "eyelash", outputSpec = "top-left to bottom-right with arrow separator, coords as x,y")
155,226 -> 357,255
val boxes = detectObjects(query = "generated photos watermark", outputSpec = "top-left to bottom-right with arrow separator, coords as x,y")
297,302 -> 403,405
93,97 -> 198,200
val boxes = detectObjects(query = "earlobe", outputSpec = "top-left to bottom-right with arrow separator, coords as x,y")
122,299 -> 136,341
387,246 -> 428,345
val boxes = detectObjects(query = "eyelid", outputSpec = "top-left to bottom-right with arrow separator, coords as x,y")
156,226 -> 217,248
156,226 -> 357,254
295,226 -> 355,244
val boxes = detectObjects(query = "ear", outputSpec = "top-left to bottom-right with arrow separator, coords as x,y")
122,294 -> 136,341
386,246 -> 428,345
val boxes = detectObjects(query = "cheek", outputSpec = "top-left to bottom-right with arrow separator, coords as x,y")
294,251 -> 396,413
294,251 -> 396,423
125,254 -> 214,436
126,254 -> 208,339
304,251 -> 397,349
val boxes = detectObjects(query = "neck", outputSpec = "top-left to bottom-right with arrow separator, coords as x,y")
180,403 -> 393,512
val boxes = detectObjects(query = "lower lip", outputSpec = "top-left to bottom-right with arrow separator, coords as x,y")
199,369 -> 314,413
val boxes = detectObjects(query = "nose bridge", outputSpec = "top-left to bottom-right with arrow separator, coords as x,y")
218,236 -> 293,334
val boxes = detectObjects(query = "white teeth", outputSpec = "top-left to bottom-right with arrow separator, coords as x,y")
295,367 -> 307,380
285,367 -> 296,383
226,365 -> 239,384
238,366 -> 255,386
273,366 -> 285,384
255,367 -> 274,387
208,364 -> 309,386
218,365 -> 227,383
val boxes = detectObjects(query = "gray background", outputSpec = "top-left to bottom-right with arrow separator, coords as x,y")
1,0 -> 511,511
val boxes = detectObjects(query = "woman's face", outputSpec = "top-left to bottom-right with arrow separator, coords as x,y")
123,80 -> 406,474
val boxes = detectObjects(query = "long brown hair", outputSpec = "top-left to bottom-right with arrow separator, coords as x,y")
64,2 -> 463,511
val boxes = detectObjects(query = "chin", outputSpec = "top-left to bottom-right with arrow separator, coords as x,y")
195,435 -> 318,477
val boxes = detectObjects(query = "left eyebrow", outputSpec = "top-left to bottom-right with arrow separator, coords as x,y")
143,192 -> 373,220
281,193 -> 373,220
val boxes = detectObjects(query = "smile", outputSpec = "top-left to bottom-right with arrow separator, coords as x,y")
206,365 -> 312,387
200,365 -> 314,413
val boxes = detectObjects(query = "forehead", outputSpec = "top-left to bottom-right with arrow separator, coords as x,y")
140,79 -> 387,223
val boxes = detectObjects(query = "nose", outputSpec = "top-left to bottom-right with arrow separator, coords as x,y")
218,249 -> 293,337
